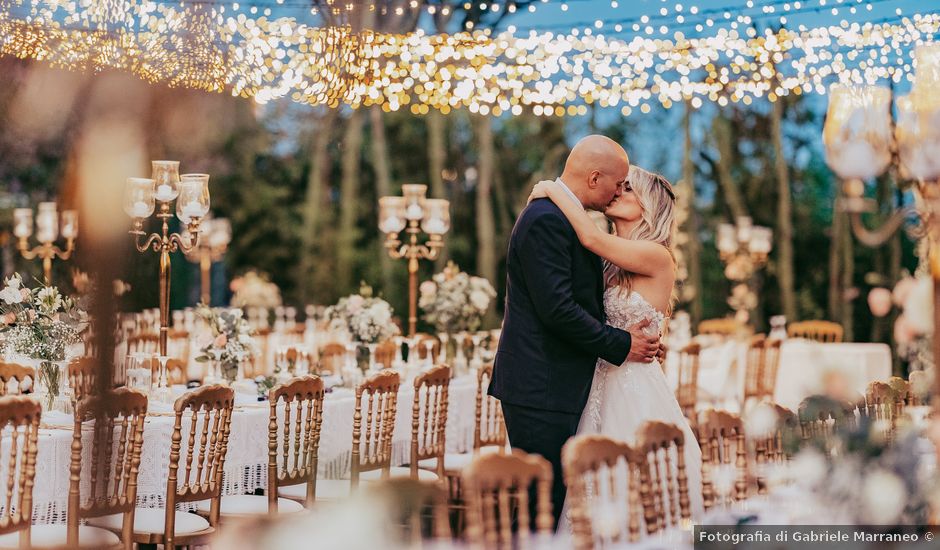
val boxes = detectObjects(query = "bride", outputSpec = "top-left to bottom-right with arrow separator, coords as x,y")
529,165 -> 704,525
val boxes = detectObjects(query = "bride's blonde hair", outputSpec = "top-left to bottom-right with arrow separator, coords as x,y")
604,166 -> 678,312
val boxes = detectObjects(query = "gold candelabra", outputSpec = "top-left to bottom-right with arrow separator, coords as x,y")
378,184 -> 450,336
125,161 -> 210,355
184,217 -> 231,305
13,202 -> 78,285
716,216 -> 773,326
825,44 -> 940,409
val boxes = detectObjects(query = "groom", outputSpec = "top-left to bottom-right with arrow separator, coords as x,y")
489,135 -> 661,527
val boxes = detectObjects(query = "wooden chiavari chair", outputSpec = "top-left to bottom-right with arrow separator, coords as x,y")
0,362 -> 34,396
697,318 -> 740,337
866,381 -> 903,439
367,479 -> 451,546
634,421 -> 692,534
100,385 -> 233,549
562,435 -> 641,548
317,342 -> 347,376
787,320 -> 843,343
675,343 -> 701,427
375,340 -> 398,370
697,410 -> 747,510
166,329 -> 190,363
462,450 -> 553,549
366,365 -> 449,482
415,334 -> 441,361
742,334 -> 767,406
125,334 -> 159,356
0,396 -> 41,549
909,370 -> 930,406
751,403 -> 797,495
348,370 -> 400,488
888,376 -> 912,407
761,339 -> 783,400
67,357 -> 97,404
197,376 -> 324,517
798,395 -> 855,451
274,347 -> 312,376
53,389 -> 148,549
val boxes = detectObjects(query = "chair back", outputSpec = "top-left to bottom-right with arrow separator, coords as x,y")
787,320 -> 843,343
416,334 -> 441,361
317,342 -> 346,376
562,435 -> 641,548
475,364 -> 506,451
742,334 -> 766,403
697,318 -> 739,336
697,410 -> 747,510
367,479 -> 451,546
375,340 -> 398,370
166,329 -> 190,363
69,389 -> 148,550
275,347 -> 313,376
675,343 -> 701,425
888,376 -> 912,407
351,370 -> 400,487
0,362 -> 34,396
67,357 -> 97,404
908,370 -> 930,406
866,380 -> 903,439
798,395 -> 855,451
462,450 -> 553,548
751,403 -> 797,495
634,421 -> 691,534
126,334 -> 159,356
165,385 -> 234,546
0,396 -> 41,548
410,365 -> 450,479
268,375 -> 325,510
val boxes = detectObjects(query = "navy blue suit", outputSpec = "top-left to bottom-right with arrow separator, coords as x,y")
489,198 -> 632,526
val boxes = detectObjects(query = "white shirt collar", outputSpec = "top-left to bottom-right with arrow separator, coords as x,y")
554,177 -> 585,210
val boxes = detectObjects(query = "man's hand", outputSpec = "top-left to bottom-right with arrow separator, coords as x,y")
625,318 -> 661,363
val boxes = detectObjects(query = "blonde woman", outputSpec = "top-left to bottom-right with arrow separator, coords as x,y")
529,165 -> 704,522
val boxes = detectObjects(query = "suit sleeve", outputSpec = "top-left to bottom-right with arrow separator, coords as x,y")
517,212 -> 632,365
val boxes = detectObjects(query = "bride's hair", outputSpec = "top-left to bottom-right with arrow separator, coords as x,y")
604,165 -> 678,312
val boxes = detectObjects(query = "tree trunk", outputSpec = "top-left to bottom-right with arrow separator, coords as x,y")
828,192 -> 843,325
298,109 -> 336,305
427,109 -> 449,267
683,102 -> 704,325
771,99 -> 797,322
369,106 -> 395,295
713,114 -> 748,221
475,115 -> 498,325
337,109 -> 365,295
841,212 -> 855,342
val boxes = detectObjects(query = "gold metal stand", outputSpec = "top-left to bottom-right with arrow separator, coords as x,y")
384,219 -> 444,337
17,239 -> 75,285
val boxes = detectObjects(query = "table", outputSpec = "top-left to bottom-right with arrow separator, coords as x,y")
27,375 -> 478,524
665,339 -> 893,412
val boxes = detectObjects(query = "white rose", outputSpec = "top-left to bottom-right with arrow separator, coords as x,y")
0,286 -> 22,305
862,469 -> 907,524
469,290 -> 490,311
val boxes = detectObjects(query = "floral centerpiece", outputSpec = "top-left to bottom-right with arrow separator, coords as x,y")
325,284 -> 399,373
230,270 -> 282,310
418,263 -> 496,334
194,305 -> 258,383
0,274 -> 87,409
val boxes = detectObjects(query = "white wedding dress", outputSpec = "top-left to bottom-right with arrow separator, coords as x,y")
560,288 -> 704,531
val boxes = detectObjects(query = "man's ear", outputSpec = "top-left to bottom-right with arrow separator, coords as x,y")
587,170 -> 601,189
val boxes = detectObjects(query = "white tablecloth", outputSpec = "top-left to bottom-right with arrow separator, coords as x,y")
666,339 -> 893,412
28,375 -> 477,524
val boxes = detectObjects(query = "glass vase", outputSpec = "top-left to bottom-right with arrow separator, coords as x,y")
355,344 -> 370,374
36,360 -> 63,412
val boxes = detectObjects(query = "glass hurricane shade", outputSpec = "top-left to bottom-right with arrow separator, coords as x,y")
912,43 -> 940,102
151,160 -> 181,202
177,174 -> 210,224
822,84 -> 892,181
402,184 -> 427,221
35,202 -> 58,244
421,198 -> 451,235
207,218 -> 232,249
13,208 -> 32,238
717,223 -> 736,254
124,177 -> 156,219
896,94 -> 940,181
748,226 -> 773,255
379,196 -> 407,234
60,210 -> 78,239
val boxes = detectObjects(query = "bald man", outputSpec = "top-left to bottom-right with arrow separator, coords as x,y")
489,135 -> 660,528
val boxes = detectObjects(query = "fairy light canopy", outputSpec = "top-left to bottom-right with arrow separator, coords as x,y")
0,0 -> 937,115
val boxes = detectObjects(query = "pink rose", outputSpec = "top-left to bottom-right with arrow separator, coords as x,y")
20,288 -> 30,300
893,276 -> 914,306
26,310 -> 36,321
867,287 -> 892,318
894,314 -> 917,345
214,334 -> 228,347
229,278 -> 244,293
347,295 -> 364,313
419,281 -> 437,296
0,312 -> 14,325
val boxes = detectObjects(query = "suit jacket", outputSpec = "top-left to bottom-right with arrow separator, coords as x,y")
489,198 -> 632,414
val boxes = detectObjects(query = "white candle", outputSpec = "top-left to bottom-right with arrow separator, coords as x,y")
155,184 -> 175,202
381,216 -> 402,234
423,218 -> 446,235
180,201 -> 202,221
13,222 -> 29,238
405,204 -> 423,220
132,201 -> 150,218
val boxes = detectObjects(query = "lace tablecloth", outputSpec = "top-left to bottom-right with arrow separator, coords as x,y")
29,375 -> 477,524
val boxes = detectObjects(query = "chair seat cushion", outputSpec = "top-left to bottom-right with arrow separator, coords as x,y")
360,467 -> 439,482
0,525 -> 120,549
196,494 -> 304,516
280,479 -> 351,501
89,508 -> 210,535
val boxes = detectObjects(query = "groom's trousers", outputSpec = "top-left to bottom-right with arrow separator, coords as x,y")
501,402 -> 581,530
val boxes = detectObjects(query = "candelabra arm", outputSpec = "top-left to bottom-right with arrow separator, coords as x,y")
131,231 -> 162,253
54,239 -> 75,261
170,231 -> 199,253
16,240 -> 41,260
847,208 -> 913,248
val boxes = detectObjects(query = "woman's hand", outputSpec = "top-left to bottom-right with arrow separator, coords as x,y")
527,180 -> 555,204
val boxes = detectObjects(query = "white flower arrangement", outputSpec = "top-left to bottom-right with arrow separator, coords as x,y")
0,273 -> 86,362
325,284 -> 400,344
195,304 -> 259,382
419,264 -> 497,333
230,270 -> 282,310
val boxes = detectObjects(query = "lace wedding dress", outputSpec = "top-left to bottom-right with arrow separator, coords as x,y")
560,288 -> 704,531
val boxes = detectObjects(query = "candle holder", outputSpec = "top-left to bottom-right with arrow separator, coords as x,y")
378,185 -> 450,336
125,162 -> 210,356
184,216 -> 231,305
716,216 -> 772,327
13,202 -> 78,284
